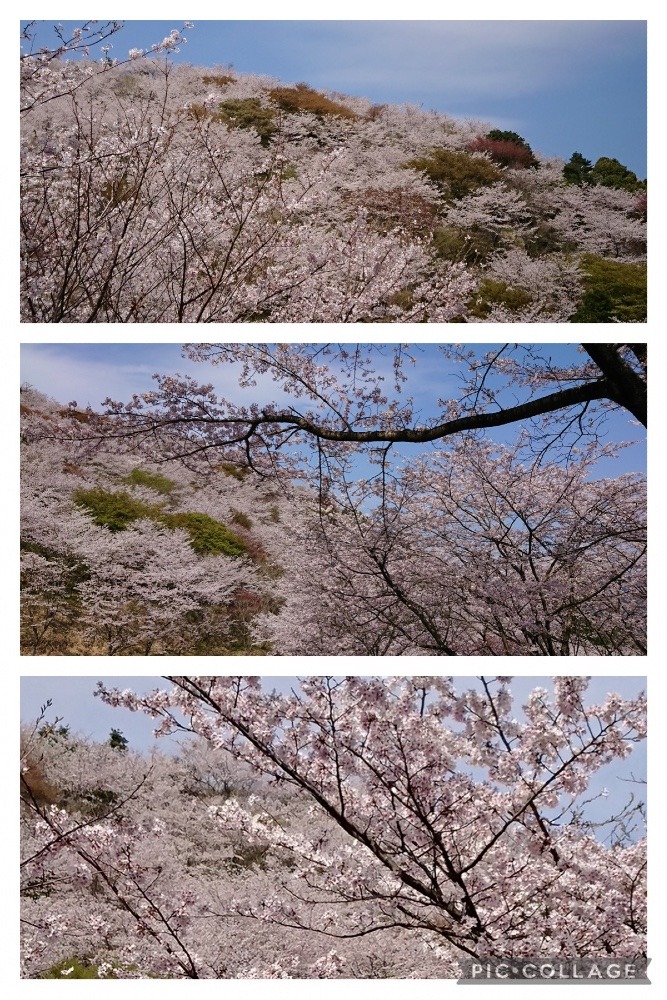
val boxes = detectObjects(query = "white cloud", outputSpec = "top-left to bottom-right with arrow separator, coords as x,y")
20,345 -> 184,409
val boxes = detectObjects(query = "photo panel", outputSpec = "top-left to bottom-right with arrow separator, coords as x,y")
20,673 -> 648,981
20,19 -> 646,324
19,342 -> 647,658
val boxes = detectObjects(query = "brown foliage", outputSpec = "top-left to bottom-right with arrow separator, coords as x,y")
466,136 -> 538,170
185,103 -> 211,122
366,104 -> 388,121
61,462 -> 85,477
201,73 -> 236,88
59,408 -> 91,424
344,187 -> 438,237
268,83 -> 358,120
21,759 -> 60,807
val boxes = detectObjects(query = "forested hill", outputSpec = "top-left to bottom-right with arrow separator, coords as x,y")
20,387 -> 294,656
21,382 -> 646,657
21,58 -> 646,322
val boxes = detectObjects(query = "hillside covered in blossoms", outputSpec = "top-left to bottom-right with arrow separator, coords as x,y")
20,341 -> 647,656
21,48 -> 646,323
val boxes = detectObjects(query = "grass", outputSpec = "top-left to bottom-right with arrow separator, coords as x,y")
72,488 -> 250,558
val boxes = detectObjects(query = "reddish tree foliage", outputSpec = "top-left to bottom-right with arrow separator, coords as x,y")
632,192 -> 647,221
467,136 -> 539,170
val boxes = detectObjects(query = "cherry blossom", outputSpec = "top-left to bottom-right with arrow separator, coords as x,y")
20,38 -> 646,323
21,677 -> 646,976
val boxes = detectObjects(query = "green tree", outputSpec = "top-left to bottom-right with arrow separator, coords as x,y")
573,256 -> 647,322
590,157 -> 645,193
405,149 -> 502,200
108,728 -> 129,751
563,151 -> 594,185
570,289 -> 614,323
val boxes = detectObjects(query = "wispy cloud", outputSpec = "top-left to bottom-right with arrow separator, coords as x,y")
20,344 -> 185,409
291,20 -> 644,100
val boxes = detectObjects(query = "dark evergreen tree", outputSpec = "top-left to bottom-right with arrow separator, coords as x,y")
486,129 -> 531,149
590,157 -> 645,193
108,728 -> 129,751
570,289 -> 615,323
563,151 -> 594,185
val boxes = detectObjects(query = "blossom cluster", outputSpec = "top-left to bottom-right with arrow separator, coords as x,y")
20,44 -> 645,322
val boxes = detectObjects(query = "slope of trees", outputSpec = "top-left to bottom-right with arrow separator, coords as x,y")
20,387 -> 292,655
21,344 -> 647,655
20,33 -> 646,322
21,677 -> 647,978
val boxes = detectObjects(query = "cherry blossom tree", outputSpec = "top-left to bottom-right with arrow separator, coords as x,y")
20,20 -> 193,116
73,675 -> 643,976
20,57 -> 472,323
20,389 -> 288,655
89,343 -> 647,473
22,346 -> 646,656
20,706 -> 458,977
257,439 -> 646,656
20,46 -> 646,323
545,183 -> 647,261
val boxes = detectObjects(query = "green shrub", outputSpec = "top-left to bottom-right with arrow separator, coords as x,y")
41,957 -> 114,979
254,160 -> 298,183
572,255 -> 647,322
467,279 -> 532,318
231,509 -> 253,530
124,467 -> 175,494
570,290 -> 615,323
72,488 -> 160,532
432,226 -> 497,264
160,511 -> 248,558
215,97 -> 277,146
218,462 -> 250,480
404,149 -> 502,200
523,223 -> 567,258
72,489 -> 249,557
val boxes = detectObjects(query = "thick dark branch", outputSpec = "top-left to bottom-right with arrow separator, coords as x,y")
104,379 -> 614,454
280,380 -> 614,445
581,345 -> 647,427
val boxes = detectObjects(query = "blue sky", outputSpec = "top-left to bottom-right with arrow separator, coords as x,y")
22,17 -> 647,177
20,342 -> 647,477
